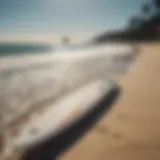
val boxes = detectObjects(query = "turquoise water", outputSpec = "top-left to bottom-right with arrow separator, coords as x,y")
0,43 -> 54,56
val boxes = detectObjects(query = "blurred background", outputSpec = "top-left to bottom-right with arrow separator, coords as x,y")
0,0 -> 159,51
0,0 -> 160,160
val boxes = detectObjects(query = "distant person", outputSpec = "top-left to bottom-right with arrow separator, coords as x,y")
61,36 -> 70,46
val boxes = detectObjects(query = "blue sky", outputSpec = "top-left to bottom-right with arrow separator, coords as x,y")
0,0 -> 147,42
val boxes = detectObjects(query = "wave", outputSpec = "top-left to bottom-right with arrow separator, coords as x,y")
0,42 -> 54,56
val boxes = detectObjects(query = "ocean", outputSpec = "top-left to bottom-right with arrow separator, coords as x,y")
0,43 -> 54,57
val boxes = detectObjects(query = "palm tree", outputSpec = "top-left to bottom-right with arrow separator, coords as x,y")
155,0 -> 160,8
129,16 -> 143,29
142,3 -> 151,14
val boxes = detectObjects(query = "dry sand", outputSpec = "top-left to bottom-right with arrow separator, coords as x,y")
60,43 -> 160,160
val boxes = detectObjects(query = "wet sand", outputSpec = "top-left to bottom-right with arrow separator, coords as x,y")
60,43 -> 160,160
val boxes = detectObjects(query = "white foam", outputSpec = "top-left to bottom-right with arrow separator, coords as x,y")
0,44 -> 137,130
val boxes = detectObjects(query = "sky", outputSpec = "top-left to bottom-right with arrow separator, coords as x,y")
0,0 -> 147,43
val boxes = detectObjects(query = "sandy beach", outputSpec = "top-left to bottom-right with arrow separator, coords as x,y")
60,43 -> 160,160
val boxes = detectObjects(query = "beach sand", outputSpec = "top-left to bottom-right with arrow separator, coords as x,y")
60,43 -> 160,160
